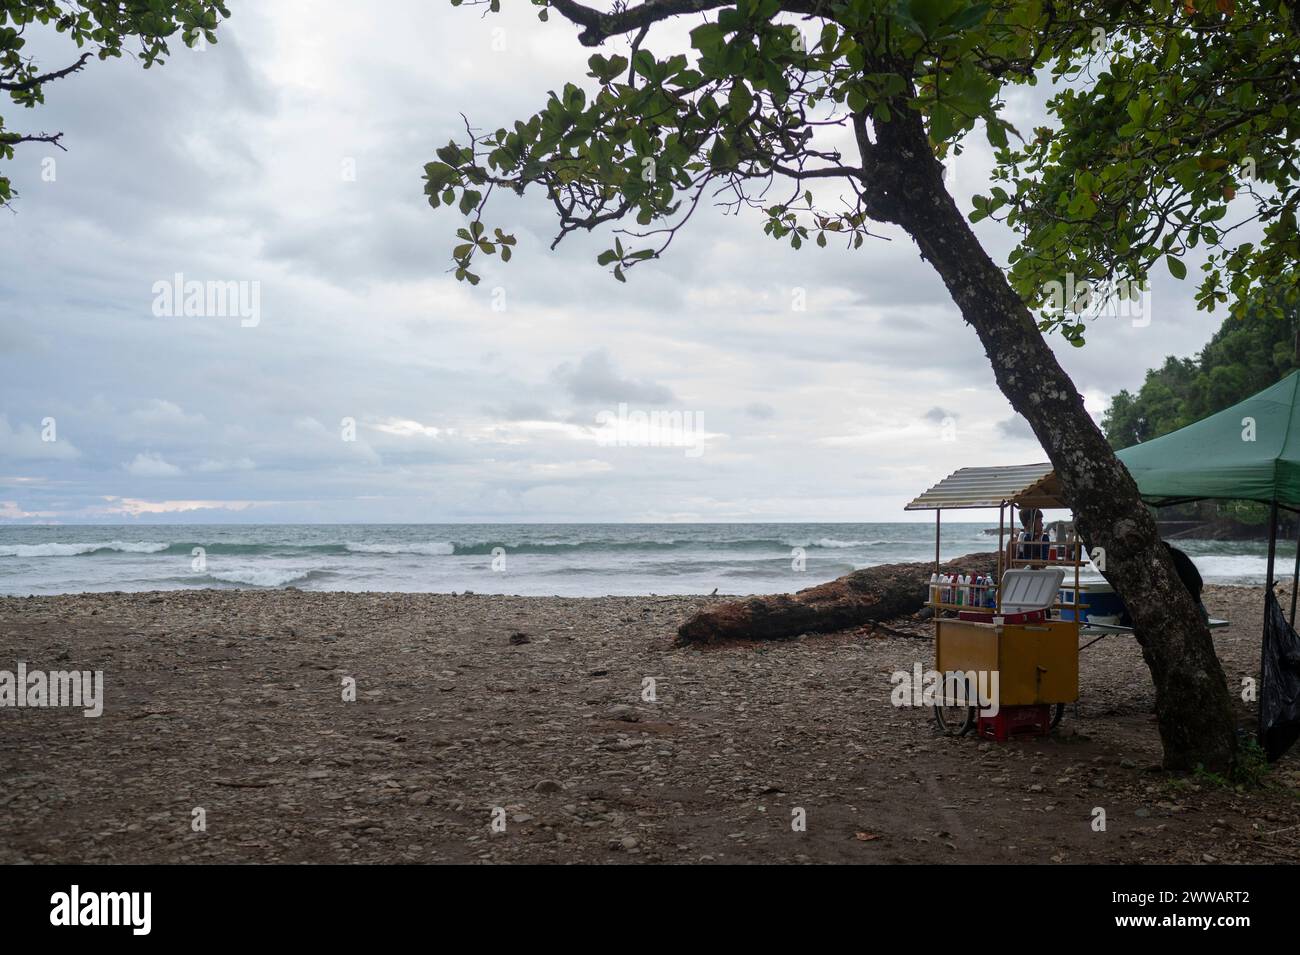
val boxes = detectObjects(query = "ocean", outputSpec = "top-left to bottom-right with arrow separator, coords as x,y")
0,523 -> 1289,597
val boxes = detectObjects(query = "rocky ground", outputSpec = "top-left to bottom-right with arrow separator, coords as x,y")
1,584 -> 1298,864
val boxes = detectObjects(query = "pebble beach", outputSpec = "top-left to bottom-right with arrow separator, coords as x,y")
2,583 -> 1298,864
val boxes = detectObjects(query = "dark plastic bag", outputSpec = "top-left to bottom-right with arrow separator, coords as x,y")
1260,591 -> 1300,761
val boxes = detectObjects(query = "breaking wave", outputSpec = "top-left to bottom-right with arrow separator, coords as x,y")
0,541 -> 170,558
203,568 -> 322,588
344,542 -> 455,556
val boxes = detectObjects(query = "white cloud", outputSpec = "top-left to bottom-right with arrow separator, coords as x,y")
195,457 -> 256,472
125,452 -> 183,477
97,497 -> 260,517
0,500 -> 58,520
0,416 -> 81,461
0,3 -> 1245,523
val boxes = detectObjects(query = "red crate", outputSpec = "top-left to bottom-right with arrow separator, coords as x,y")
977,704 -> 1052,742
998,609 -> 1047,624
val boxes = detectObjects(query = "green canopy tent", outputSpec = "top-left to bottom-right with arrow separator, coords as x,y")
1116,370 -> 1300,620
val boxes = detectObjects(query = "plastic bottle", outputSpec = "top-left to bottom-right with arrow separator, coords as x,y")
929,573 -> 939,604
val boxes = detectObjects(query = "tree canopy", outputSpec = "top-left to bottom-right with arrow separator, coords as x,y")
994,0 -> 1300,341
0,0 -> 228,207
432,0 -> 1300,342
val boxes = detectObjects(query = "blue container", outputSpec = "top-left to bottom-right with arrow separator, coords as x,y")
1058,581 -> 1127,622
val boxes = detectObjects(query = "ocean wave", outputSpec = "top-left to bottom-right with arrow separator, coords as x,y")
1192,555 -> 1273,582
344,542 -> 455,556
448,539 -> 686,555
0,541 -> 170,558
204,567 -> 320,587
781,538 -> 896,549
811,537 -> 891,548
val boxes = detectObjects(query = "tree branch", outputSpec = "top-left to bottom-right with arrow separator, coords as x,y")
548,0 -> 822,45
0,131 -> 67,150
0,52 -> 93,92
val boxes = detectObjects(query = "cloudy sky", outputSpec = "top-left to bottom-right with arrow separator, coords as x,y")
0,2 -> 1228,524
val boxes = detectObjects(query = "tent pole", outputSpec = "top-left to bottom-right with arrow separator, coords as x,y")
997,503 -> 1005,612
1291,513 -> 1300,625
1266,499 -> 1279,601
935,509 -> 940,573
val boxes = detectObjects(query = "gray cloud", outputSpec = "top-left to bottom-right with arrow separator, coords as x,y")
996,415 -> 1040,442
551,350 -> 675,406
0,3 -> 1247,523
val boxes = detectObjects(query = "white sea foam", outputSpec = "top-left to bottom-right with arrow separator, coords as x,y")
1192,554 -> 1272,583
207,567 -> 313,587
344,542 -> 454,556
0,541 -> 169,558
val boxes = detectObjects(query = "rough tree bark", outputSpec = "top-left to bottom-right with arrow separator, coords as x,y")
677,552 -> 997,645
855,102 -> 1237,771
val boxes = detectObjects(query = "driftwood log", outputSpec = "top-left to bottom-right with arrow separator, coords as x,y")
677,552 -> 999,645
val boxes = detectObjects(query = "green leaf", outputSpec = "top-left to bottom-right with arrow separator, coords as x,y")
690,23 -> 726,52
729,81 -> 754,120
632,50 -> 656,80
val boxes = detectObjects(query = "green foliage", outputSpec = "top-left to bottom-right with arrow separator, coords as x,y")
1103,298 -> 1300,449
0,0 -> 229,205
432,0 -> 1075,282
434,0 -> 1300,332
986,0 -> 1300,335
1194,737 -> 1271,789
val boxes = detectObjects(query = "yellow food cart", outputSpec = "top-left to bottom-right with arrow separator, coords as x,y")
905,464 -> 1084,737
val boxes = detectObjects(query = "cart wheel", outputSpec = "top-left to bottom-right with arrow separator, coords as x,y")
1050,703 -> 1065,730
934,703 -> 977,736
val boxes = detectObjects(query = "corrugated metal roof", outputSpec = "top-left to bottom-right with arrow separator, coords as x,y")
904,463 -> 1065,510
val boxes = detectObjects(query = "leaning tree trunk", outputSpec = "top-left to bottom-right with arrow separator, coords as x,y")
857,105 -> 1238,772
